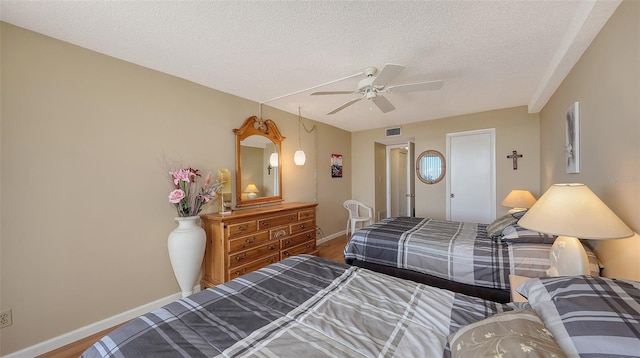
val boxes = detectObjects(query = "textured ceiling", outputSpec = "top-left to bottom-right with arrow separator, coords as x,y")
0,1 -> 621,132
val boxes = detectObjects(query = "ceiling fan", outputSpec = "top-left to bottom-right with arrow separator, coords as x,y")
310,64 -> 443,115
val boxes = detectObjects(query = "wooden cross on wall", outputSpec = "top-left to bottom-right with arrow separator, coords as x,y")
507,150 -> 523,170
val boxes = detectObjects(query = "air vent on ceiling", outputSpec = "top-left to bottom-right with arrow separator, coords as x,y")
385,127 -> 401,137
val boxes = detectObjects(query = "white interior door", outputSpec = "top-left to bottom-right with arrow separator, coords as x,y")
407,141 -> 415,217
386,142 -> 415,218
446,129 -> 496,223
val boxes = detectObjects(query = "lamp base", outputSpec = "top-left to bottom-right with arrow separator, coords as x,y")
546,236 -> 590,276
507,208 -> 527,214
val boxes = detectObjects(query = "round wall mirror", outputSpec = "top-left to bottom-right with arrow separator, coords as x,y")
416,150 -> 446,184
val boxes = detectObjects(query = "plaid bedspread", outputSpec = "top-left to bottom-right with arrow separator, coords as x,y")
343,217 -> 599,291
82,255 -> 513,358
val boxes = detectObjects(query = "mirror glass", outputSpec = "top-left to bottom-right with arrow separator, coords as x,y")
416,150 -> 446,184
240,136 -> 279,198
234,116 -> 285,207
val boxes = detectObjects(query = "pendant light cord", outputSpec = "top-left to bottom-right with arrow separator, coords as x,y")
297,107 -> 318,203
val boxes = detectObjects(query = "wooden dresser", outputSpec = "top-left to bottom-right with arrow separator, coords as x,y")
200,202 -> 318,288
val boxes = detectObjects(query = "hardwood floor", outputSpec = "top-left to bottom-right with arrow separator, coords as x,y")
317,234 -> 349,263
38,234 -> 350,357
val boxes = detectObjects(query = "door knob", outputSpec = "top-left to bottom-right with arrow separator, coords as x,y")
451,193 -> 455,198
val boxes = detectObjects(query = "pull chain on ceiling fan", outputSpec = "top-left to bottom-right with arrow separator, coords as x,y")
311,64 -> 443,115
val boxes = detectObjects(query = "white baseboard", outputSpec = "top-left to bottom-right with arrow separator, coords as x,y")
4,288 -> 195,358
316,230 -> 346,245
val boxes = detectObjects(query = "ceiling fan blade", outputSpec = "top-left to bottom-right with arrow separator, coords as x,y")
326,96 -> 364,115
371,64 -> 406,87
310,90 -> 356,96
371,95 -> 395,113
386,80 -> 444,93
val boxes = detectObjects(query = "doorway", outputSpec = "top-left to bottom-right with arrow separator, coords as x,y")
386,142 -> 415,218
446,129 -> 496,223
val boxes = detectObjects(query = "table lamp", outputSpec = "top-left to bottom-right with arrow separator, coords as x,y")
501,190 -> 537,213
217,168 -> 232,215
244,184 -> 259,199
518,183 -> 633,276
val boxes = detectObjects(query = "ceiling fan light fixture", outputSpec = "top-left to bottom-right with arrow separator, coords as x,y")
311,63 -> 444,115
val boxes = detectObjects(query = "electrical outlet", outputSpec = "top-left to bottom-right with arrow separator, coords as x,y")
0,309 -> 13,328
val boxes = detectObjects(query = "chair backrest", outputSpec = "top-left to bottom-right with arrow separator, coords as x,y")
343,200 -> 371,219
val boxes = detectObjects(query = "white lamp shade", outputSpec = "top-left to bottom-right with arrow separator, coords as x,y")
217,168 -> 231,194
501,190 -> 537,209
518,183 -> 633,240
269,153 -> 279,167
243,184 -> 259,199
294,150 -> 306,166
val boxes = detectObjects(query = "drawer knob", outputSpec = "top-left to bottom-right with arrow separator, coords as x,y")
261,219 -> 271,226
284,239 -> 292,245
234,268 -> 247,277
267,245 -> 276,250
288,215 -> 295,220
245,237 -> 256,244
234,253 -> 247,261
238,224 -> 249,231
299,224 -> 306,229
283,251 -> 291,257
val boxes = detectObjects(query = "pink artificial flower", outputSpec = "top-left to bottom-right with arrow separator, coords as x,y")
169,189 -> 186,203
170,169 -> 191,185
204,173 -> 211,186
200,194 -> 212,203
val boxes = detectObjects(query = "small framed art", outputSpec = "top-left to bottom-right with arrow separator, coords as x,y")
331,154 -> 343,178
565,101 -> 580,174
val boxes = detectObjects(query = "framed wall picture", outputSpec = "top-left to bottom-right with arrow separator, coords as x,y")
331,154 -> 343,178
565,101 -> 580,174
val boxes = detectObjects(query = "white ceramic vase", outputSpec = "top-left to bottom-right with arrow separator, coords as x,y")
167,216 -> 206,298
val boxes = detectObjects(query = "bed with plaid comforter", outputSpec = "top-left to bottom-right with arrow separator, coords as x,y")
343,217 -> 599,294
82,255 -> 517,358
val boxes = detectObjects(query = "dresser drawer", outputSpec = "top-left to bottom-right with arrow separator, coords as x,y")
281,240 -> 316,259
228,231 -> 271,253
270,226 -> 290,240
227,220 -> 258,238
228,253 -> 279,280
258,213 -> 298,230
290,220 -> 314,235
298,209 -> 315,221
281,230 -> 315,249
228,242 -> 280,269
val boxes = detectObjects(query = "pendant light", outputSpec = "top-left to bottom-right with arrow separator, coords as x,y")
294,107 -> 306,166
269,152 -> 279,167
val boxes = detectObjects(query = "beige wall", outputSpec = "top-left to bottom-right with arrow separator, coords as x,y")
539,0 -> 640,280
0,23 -> 350,355
352,106 -> 541,220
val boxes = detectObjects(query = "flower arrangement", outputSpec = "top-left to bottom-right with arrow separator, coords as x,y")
168,168 -> 224,217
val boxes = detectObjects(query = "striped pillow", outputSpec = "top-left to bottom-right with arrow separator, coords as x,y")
517,276 -> 640,357
486,214 -> 518,238
499,224 -> 557,244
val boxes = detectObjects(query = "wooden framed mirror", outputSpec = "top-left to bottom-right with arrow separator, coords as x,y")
234,116 -> 285,207
416,150 -> 446,184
